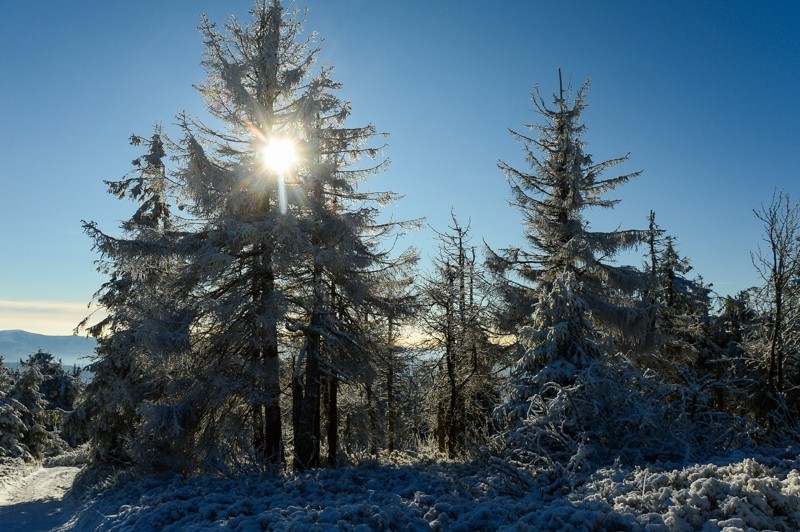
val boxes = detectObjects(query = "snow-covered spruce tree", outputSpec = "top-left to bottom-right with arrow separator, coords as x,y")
21,350 -> 83,414
644,218 -> 739,415
496,271 -> 744,475
360,254 -> 419,457
422,214 -> 498,457
649,235 -> 715,380
488,79 -> 740,477
0,358 -> 30,459
129,1 -> 415,472
509,271 -> 602,410
77,129 -> 183,466
282,73 -> 418,471
19,350 -> 84,449
10,363 -> 50,460
496,270 -> 603,466
706,289 -> 771,421
152,0 -> 313,471
284,142 -> 393,471
486,77 -> 651,353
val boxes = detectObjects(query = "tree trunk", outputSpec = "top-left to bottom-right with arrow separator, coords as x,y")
436,403 -> 446,453
263,348 -> 283,464
293,314 -> 322,472
445,263 -> 460,458
768,290 -> 782,392
386,315 -> 396,453
314,373 -> 321,468
291,358 -> 302,470
253,246 -> 283,465
646,211 -> 658,335
367,385 -> 378,458
327,377 -> 338,467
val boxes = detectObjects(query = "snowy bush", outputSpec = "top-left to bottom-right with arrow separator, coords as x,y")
496,353 -> 753,484
44,443 -> 91,467
60,449 -> 800,531
0,399 -> 30,460
498,271 -> 602,424
0,359 -> 30,459
493,270 -> 754,488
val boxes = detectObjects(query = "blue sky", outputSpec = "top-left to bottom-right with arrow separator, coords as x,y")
1,1 -> 798,335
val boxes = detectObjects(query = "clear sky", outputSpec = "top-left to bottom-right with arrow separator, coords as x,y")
1,1 -> 798,335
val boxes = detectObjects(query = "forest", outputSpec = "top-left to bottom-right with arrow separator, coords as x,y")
1,1 -> 799,530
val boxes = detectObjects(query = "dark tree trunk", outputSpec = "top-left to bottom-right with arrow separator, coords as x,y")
436,404 -> 446,453
263,346 -> 283,464
646,211 -> 659,335
314,373 -> 321,468
326,377 -> 338,466
444,262 -> 461,458
253,246 -> 283,465
386,315 -> 396,453
291,357 -> 302,469
769,290 -> 782,392
293,313 -> 322,472
367,385 -> 378,458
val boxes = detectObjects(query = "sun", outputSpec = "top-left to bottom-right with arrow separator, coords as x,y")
258,136 -> 298,214
260,137 -> 297,175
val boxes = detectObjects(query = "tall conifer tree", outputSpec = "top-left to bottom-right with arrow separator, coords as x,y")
82,1 -> 414,472
78,130 -> 182,466
487,75 -> 651,354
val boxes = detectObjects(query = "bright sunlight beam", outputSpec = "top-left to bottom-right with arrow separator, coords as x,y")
260,137 -> 297,214
261,137 -> 297,175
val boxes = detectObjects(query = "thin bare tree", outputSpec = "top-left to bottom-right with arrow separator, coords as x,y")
752,189 -> 800,393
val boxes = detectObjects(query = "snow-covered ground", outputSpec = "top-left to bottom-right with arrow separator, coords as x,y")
0,457 -> 36,494
39,448 -> 799,531
1,449 -> 798,530
0,460 -> 81,532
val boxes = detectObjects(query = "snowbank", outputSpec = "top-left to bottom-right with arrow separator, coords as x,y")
44,445 -> 90,468
59,449 -> 800,531
0,456 -> 37,498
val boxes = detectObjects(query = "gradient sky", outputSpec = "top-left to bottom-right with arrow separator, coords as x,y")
1,1 -> 798,335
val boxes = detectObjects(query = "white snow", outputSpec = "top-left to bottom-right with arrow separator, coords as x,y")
0,457 -> 36,495
0,465 -> 79,506
1,449 -> 798,530
0,461 -> 81,532
17,449 -> 790,531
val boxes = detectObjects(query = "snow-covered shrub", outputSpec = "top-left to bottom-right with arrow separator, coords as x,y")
0,454 -> 39,495
63,448 -> 800,531
10,363 -> 51,460
3,352 -> 81,461
44,443 -> 91,467
494,272 -> 751,486
495,351 -> 756,488
496,271 -> 601,428
0,360 -> 30,459
0,398 -> 30,460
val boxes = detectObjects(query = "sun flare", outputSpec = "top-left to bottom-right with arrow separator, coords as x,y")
260,137 -> 297,175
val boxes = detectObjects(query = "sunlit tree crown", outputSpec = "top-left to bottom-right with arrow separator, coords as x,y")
489,76 -> 651,349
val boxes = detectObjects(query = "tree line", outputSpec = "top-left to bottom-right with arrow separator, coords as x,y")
5,1 -> 796,476
0,351 -> 83,460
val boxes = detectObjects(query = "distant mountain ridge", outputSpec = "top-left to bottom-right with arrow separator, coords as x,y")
0,330 -> 96,367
